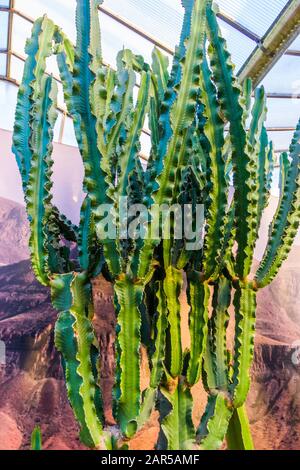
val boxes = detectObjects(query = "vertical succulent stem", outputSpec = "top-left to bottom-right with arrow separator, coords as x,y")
163,266 -> 183,378
159,380 -> 195,450
226,404 -> 254,450
13,0 -> 300,452
211,276 -> 231,391
186,273 -> 209,386
114,277 -> 143,437
53,273 -> 105,448
231,283 -> 257,408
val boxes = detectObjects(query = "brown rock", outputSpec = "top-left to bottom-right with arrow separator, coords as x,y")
0,196 -> 299,450
43,436 -> 72,451
0,412 -> 22,450
92,275 -> 116,426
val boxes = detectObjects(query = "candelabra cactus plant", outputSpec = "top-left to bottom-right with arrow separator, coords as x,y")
13,0 -> 299,451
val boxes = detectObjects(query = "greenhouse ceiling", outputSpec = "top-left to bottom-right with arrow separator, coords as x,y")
0,0 -> 300,156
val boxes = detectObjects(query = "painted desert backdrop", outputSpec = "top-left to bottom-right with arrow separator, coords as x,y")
0,195 -> 299,450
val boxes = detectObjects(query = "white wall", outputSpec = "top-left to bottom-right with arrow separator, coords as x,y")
0,128 -> 85,224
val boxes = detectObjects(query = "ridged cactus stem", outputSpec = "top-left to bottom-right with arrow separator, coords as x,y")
211,276 -> 231,391
226,405 -> 254,450
53,273 -> 106,449
114,277 -> 144,437
159,379 -> 195,451
163,266 -> 183,378
12,0 -> 300,452
197,394 -> 233,450
186,273 -> 209,386
231,282 -> 257,408
150,280 -> 168,389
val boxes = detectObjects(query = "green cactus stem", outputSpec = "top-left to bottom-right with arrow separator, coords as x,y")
13,0 -> 300,452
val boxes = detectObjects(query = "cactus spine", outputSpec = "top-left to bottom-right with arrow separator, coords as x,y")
13,0 -> 300,450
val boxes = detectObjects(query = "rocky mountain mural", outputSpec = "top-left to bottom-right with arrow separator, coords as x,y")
0,197 -> 29,266
0,197 -> 299,450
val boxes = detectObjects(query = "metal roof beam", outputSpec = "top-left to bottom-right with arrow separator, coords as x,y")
6,0 -> 14,78
98,5 -> 263,55
9,5 -> 300,70
267,92 -> 300,99
3,2 -> 299,156
285,49 -> 300,56
238,0 -> 300,87
267,127 -> 296,132
0,1 -> 14,78
98,5 -> 174,55
217,11 -> 260,43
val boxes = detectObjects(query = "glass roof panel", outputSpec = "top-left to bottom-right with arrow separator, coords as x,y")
262,55 -> 300,95
99,10 -> 172,67
18,0 -> 260,74
10,54 -> 24,82
14,0 -> 76,42
10,0 -> 294,76
102,0 -> 182,50
266,96 -> 300,152
0,11 -> 9,50
11,14 -> 32,57
217,0 -> 287,37
268,130 -> 294,152
0,0 -> 297,154
100,0 -> 257,69
266,98 -> 300,128
290,35 -> 300,50
0,53 -> 6,75
102,0 -> 288,44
